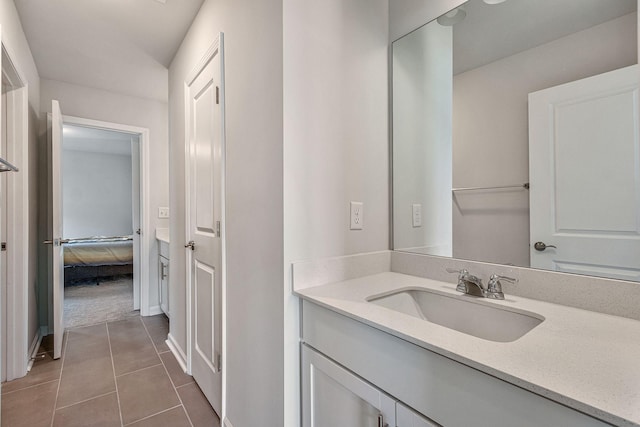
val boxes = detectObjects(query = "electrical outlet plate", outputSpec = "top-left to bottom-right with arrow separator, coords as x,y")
412,204 -> 422,227
350,202 -> 363,230
158,207 -> 170,218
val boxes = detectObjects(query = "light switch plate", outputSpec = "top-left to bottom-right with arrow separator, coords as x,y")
158,207 -> 170,219
412,204 -> 422,227
350,202 -> 363,230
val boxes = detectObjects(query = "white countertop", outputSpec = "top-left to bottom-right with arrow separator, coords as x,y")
155,228 -> 169,243
295,272 -> 640,427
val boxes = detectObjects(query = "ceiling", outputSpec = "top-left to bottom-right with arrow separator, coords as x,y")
13,0 -> 205,102
63,125 -> 136,156
451,0 -> 637,75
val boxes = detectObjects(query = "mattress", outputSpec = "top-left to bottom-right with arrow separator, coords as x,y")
63,236 -> 134,267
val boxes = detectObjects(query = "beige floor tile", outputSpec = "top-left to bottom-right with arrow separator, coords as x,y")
56,355 -> 116,408
146,325 -> 170,353
1,380 -> 58,427
53,392 -> 121,427
159,351 -> 194,387
108,318 -> 160,376
2,351 -> 62,394
127,406 -> 191,427
117,364 -> 180,424
177,382 -> 220,427
140,314 -> 169,330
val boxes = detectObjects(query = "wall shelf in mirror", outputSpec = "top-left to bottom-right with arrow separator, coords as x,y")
0,157 -> 19,172
452,183 -> 529,192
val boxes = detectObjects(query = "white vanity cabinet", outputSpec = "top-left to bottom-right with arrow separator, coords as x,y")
301,300 -> 610,427
302,344 -> 439,427
302,345 -> 397,427
158,239 -> 170,317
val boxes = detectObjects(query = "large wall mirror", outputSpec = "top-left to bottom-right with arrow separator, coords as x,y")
392,0 -> 639,281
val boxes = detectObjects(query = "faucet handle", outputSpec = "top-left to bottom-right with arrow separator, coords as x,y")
446,268 -> 470,293
486,274 -> 517,300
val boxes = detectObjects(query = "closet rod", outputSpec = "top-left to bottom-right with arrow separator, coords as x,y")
0,157 -> 19,172
452,182 -> 529,192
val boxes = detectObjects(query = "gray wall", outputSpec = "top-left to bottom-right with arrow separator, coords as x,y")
452,12 -> 637,266
283,0 -> 389,424
62,150 -> 133,239
168,0 -> 284,425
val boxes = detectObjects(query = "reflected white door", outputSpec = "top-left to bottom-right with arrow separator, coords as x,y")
50,100 -> 65,359
186,34 -> 224,415
529,65 -> 640,281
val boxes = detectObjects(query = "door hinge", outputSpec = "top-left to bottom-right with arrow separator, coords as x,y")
216,86 -> 220,105
217,352 -> 222,372
1,242 -> 6,251
216,220 -> 221,237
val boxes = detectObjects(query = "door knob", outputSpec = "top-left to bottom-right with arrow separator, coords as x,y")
534,241 -> 557,251
185,240 -> 195,251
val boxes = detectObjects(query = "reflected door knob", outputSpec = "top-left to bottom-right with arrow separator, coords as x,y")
534,241 -> 557,251
185,240 -> 195,251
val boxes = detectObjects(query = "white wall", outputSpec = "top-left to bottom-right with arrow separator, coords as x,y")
39,78 -> 169,319
393,21 -> 452,255
284,0 -> 389,425
62,150 -> 133,238
168,0 -> 284,426
452,12 -> 637,266
1,0 -> 41,354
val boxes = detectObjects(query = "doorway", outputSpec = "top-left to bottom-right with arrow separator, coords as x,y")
48,108 -> 151,359
60,124 -> 141,328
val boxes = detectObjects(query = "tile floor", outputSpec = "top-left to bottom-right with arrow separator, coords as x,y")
1,315 -> 220,427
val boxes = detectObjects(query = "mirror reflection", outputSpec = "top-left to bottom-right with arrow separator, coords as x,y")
392,0 -> 639,281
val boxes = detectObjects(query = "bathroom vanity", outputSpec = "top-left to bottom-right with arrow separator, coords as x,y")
294,253 -> 640,427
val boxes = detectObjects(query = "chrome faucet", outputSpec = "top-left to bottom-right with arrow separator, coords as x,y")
446,268 -> 485,297
446,269 -> 517,299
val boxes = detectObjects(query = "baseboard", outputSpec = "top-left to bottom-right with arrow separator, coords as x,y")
27,331 -> 44,372
147,305 -> 163,316
223,418 -> 234,427
166,333 -> 188,373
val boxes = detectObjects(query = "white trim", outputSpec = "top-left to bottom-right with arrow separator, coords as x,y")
60,115 -> 152,316
166,333 -> 188,373
223,418 -> 235,427
148,305 -> 163,316
2,40 -> 31,381
26,331 -> 43,372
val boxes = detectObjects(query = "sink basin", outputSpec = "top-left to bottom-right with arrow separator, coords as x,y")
368,288 -> 543,342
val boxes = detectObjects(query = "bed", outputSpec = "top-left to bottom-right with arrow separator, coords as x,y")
63,236 -> 134,285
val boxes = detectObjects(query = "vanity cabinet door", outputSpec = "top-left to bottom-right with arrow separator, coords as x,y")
159,255 -> 169,316
396,402 -> 440,427
302,344 -> 396,427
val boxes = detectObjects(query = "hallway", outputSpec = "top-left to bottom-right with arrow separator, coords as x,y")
1,315 -> 219,426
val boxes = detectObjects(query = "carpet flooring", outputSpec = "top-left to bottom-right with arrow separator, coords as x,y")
64,278 -> 138,328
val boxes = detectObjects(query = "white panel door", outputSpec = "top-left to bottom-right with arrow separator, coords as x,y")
186,35 -> 224,416
529,65 -> 640,281
302,345 -> 396,427
51,100 -> 65,359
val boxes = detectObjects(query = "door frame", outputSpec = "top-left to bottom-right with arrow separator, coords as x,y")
183,33 -> 227,413
1,39 -> 32,381
58,115 -> 152,315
